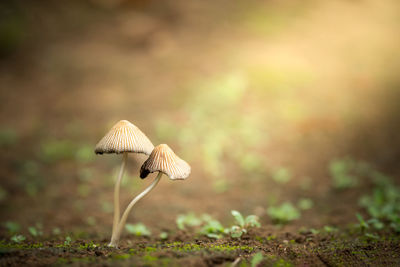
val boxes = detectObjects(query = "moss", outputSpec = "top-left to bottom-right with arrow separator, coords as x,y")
142,255 -> 158,262
0,241 -> 44,249
144,246 -> 158,253
113,253 -> 131,260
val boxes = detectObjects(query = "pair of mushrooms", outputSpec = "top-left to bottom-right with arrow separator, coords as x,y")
95,120 -> 190,247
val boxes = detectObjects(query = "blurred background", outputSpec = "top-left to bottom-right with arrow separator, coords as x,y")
0,0 -> 399,239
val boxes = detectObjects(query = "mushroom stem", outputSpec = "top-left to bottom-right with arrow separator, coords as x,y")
108,172 -> 162,247
110,152 -> 128,241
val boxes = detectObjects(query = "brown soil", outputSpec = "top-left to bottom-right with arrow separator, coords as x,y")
1,229 -> 400,266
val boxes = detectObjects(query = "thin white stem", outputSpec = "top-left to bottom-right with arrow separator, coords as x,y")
108,172 -> 162,247
110,152 -> 128,240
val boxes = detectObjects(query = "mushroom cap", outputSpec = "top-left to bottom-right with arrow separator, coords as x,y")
95,120 -> 154,155
140,144 -> 191,180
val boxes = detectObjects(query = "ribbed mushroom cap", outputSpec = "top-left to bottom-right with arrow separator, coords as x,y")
95,120 -> 154,155
140,144 -> 191,180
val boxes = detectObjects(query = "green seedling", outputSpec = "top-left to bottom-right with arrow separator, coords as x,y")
64,236 -> 72,246
229,210 -> 261,238
267,202 -> 300,224
10,234 -> 25,243
176,213 -> 203,230
356,213 -> 369,231
125,223 -> 151,237
199,218 -> 226,239
357,172 -> 400,232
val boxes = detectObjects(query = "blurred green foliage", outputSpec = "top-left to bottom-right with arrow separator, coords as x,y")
28,224 -> 43,237
267,202 -> 300,224
77,183 -> 91,197
40,140 -> 76,163
329,158 -> 359,189
176,213 -> 203,230
10,234 -> 25,243
125,223 -> 151,237
64,236 -> 72,246
0,128 -> 18,147
199,215 -> 226,239
272,167 -> 292,184
52,228 -> 61,235
39,140 -> 95,164
159,232 -> 168,240
75,145 -> 95,163
155,73 -> 267,182
78,168 -> 94,182
101,201 -> 113,214
4,221 -> 20,234
358,171 -> 400,232
86,216 -> 96,226
251,252 -> 264,267
297,198 -> 313,210
18,161 -> 43,197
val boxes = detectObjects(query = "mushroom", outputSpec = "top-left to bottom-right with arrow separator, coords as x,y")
109,144 -> 190,247
94,120 -> 154,246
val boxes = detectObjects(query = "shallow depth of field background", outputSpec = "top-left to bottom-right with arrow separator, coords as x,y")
0,0 -> 399,238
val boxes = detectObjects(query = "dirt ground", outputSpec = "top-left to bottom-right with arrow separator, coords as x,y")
0,0 -> 400,266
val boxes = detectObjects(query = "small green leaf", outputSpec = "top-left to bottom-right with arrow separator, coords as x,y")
64,236 -> 72,245
10,234 -> 25,243
251,252 -> 264,267
245,215 -> 261,228
159,232 -> 168,240
28,226 -> 38,236
230,225 -> 245,238
231,210 -> 245,227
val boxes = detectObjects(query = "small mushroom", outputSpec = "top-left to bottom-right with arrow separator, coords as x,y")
94,120 -> 154,246
109,144 -> 190,247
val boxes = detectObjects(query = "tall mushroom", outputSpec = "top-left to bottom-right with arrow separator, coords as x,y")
109,144 -> 190,247
94,120 -> 154,246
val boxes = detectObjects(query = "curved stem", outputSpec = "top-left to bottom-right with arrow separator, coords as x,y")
111,152 -> 128,240
108,172 -> 162,247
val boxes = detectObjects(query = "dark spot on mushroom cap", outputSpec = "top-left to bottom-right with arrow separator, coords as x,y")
140,166 -> 150,179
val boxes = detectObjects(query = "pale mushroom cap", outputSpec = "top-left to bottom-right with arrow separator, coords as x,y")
95,120 -> 154,155
140,144 -> 191,180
